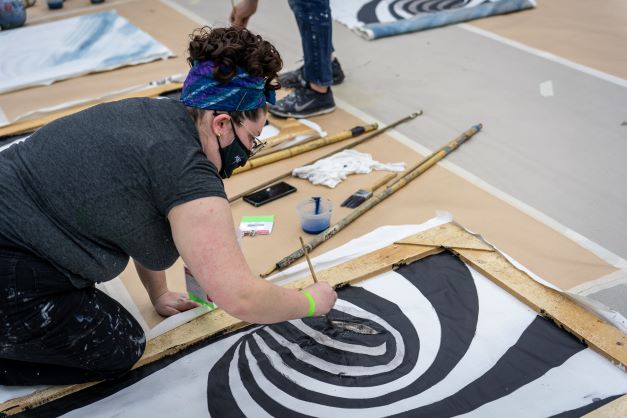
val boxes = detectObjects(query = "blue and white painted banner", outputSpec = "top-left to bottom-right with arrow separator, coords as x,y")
0,11 -> 173,94
330,0 -> 536,40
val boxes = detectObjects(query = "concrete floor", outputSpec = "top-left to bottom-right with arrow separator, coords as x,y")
168,1 -> 627,267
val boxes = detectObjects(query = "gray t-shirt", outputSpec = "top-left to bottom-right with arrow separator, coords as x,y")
0,98 -> 225,287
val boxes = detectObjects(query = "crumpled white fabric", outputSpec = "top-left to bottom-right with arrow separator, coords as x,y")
292,149 -> 405,188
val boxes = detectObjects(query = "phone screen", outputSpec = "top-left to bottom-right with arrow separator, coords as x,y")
243,182 -> 297,207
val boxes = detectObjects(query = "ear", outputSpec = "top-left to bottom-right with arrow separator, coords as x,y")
211,113 -> 232,136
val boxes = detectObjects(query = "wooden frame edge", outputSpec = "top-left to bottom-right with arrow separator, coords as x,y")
583,393 -> 627,417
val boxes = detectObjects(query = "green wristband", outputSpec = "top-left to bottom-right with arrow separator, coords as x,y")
302,290 -> 316,317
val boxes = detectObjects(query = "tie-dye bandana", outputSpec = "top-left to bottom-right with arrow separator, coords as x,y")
180,60 -> 275,111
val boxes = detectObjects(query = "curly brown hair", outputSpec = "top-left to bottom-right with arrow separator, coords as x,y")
188,26 -> 282,91
186,26 -> 282,124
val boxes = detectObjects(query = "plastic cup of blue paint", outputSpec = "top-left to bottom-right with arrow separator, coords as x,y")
297,197 -> 332,234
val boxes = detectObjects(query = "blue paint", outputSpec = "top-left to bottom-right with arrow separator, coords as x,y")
297,198 -> 332,234
50,11 -> 117,65
302,218 -> 330,234
47,0 -> 63,9
0,0 -> 26,29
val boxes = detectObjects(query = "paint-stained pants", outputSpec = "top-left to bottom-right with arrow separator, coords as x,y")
0,247 -> 146,385
288,0 -> 334,86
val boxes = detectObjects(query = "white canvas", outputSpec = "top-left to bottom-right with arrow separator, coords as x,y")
0,11 -> 173,94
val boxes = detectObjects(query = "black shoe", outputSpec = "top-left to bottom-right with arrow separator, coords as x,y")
278,58 -> 346,89
269,86 -> 335,118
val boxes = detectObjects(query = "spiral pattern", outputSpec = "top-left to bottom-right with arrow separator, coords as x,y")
38,253 -> 624,417
206,252 -> 597,416
357,0 -> 483,24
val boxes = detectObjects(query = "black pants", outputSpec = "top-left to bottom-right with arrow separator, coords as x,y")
0,247 -> 146,385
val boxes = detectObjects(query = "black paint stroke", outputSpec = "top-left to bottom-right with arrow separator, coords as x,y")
357,0 -> 478,24
391,315 -> 587,417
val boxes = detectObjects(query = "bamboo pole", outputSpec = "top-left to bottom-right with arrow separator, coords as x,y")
0,81 -> 184,138
232,123 -> 379,175
260,123 -> 483,277
261,127 -> 318,150
228,110 -> 423,202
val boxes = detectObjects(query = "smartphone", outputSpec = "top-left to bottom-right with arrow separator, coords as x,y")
243,181 -> 297,207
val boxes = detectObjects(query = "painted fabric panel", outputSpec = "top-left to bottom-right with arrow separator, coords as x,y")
29,252 -> 627,417
330,0 -> 536,40
0,11 -> 173,94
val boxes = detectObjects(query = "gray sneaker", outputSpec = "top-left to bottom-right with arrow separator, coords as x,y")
278,58 -> 346,89
269,86 -> 335,118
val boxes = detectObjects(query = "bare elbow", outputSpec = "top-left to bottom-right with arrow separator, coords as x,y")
220,297 -> 261,324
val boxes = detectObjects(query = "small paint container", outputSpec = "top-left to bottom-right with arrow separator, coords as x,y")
297,197 -> 332,234
46,0 -> 63,9
0,0 -> 26,29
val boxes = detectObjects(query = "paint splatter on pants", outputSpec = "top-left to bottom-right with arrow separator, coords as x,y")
288,0 -> 334,86
0,247 -> 146,385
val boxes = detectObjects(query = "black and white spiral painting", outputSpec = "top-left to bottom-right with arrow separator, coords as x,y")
48,251 -> 627,417
330,0 -> 536,39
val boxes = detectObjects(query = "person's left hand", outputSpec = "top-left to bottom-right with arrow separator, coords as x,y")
153,291 -> 199,317
230,0 -> 258,28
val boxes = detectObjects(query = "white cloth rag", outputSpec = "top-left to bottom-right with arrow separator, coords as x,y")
292,149 -> 405,188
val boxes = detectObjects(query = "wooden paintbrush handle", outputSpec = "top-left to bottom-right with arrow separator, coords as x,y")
368,173 -> 397,192
299,236 -> 318,283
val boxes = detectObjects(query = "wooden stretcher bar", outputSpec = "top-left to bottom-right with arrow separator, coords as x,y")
0,82 -> 183,138
1,222 -> 625,414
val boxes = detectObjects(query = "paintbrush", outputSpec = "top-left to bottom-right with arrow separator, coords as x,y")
298,237 -> 380,335
299,237 -> 335,330
340,173 -> 397,209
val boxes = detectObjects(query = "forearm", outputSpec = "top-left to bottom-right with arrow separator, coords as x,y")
169,197 -> 334,324
221,276 -> 310,324
133,259 -> 169,304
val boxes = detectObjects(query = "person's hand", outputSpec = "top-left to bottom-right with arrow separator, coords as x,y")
153,291 -> 199,317
303,282 -> 337,316
230,0 -> 258,28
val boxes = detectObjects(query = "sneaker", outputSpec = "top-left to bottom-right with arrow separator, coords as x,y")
278,58 -> 346,89
269,86 -> 335,118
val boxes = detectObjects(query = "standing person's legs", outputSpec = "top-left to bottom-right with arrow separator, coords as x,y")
279,0 -> 345,89
0,248 -> 146,385
288,0 -> 333,89
269,0 -> 336,118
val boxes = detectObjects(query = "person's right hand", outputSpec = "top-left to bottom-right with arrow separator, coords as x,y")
230,0 -> 258,28
303,282 -> 337,316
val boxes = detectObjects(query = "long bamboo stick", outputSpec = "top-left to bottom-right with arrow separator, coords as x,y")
232,123 -> 378,175
261,127 -> 318,150
228,110 -> 422,203
260,123 -> 482,277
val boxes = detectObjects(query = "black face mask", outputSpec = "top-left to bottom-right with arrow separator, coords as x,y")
217,121 -> 252,179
